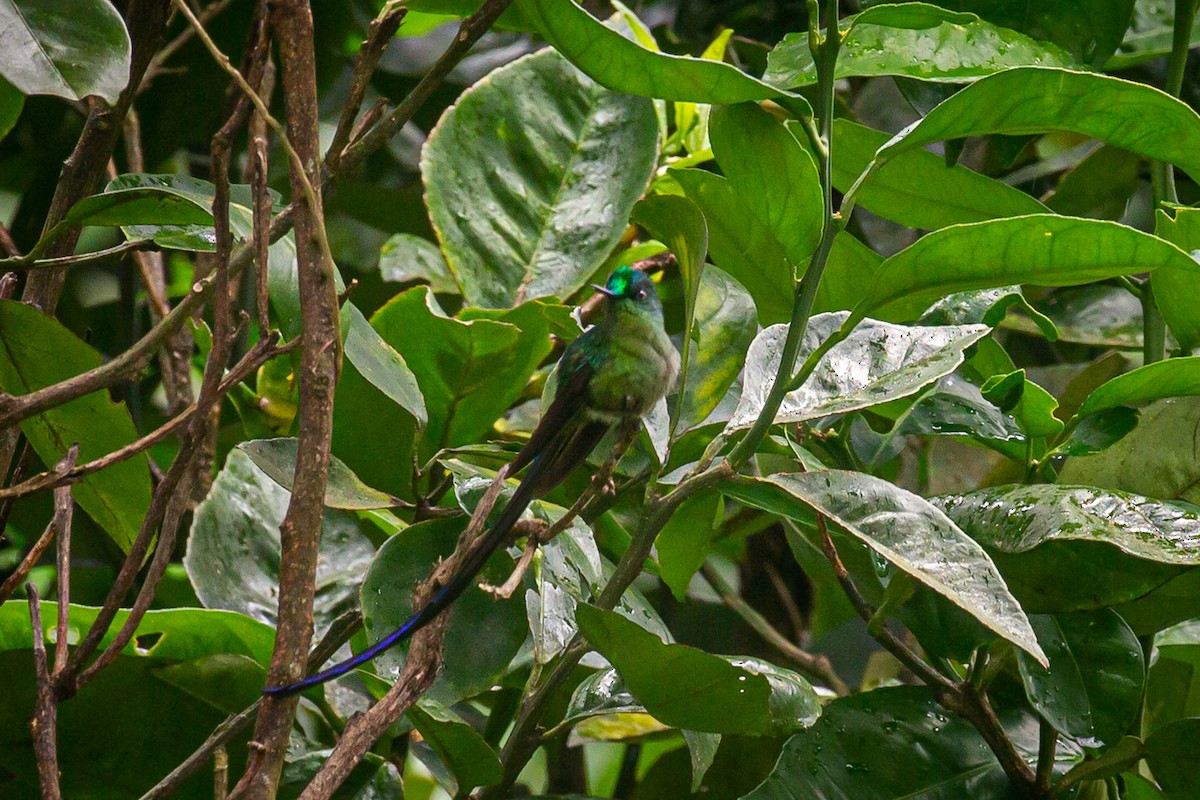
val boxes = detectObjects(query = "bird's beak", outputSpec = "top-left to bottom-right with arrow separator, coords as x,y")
592,283 -> 616,297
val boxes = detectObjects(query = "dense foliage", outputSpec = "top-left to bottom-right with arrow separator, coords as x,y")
2,0 -> 1200,798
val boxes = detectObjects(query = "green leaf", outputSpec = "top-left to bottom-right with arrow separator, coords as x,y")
1055,736 -> 1147,788
920,286 -> 1057,340
408,700 -> 503,790
514,0 -> 810,113
0,602 -> 272,797
980,370 -> 1064,439
728,471 -> 1047,666
0,77 -> 23,142
1054,408 -> 1139,458
813,231 -> 884,314
657,492 -> 721,601
850,2 -> 979,29
675,266 -> 757,431
934,484 -> 1200,613
863,215 -> 1200,321
575,604 -> 820,735
873,68 -> 1200,186
1045,145 -> 1142,221
563,668 -> 672,742
342,302 -> 427,427
1109,1 -> 1200,70
371,287 -> 554,452
237,438 -> 407,510
1078,357 -> 1200,418
765,16 -> 1075,88
1003,285 -> 1145,349
1017,610 -> 1145,747
378,232 -> 457,294
360,517 -> 527,705
1061,397 -> 1200,503
0,300 -> 151,552
0,0 -> 131,103
728,312 -> 991,430
184,449 -> 375,629
743,685 -> 1077,799
831,119 -> 1049,230
1145,718 -> 1200,800
672,168 -> 794,324
422,47 -> 658,308
710,103 -> 823,271
1152,208 -> 1200,352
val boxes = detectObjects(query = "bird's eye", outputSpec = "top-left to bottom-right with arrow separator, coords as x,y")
633,288 -> 647,300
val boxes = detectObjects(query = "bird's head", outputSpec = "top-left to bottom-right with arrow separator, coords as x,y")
592,266 -> 663,321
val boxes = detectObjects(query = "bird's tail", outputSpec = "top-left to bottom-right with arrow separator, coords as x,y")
262,478 -> 537,698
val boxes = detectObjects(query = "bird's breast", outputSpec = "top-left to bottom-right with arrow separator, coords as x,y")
587,333 -> 679,419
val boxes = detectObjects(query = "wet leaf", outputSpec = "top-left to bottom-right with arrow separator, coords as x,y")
831,119 -> 1049,230
238,438 -> 407,510
657,491 -> 721,601
864,215 -> 1200,321
743,685 -> 1079,799
728,311 -> 990,430
360,516 -> 527,705
378,232 -> 457,294
1145,718 -> 1200,800
727,471 -> 1047,666
0,300 -> 151,553
935,483 -> 1200,612
765,15 -> 1074,87
1004,285 -> 1145,349
875,68 -> 1200,186
0,0 -> 131,103
1017,610 -> 1145,747
1061,397 -> 1200,503
423,47 -> 658,308
576,604 -> 820,735
184,449 -> 375,629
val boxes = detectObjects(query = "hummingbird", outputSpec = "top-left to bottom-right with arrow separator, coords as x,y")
264,266 -> 679,697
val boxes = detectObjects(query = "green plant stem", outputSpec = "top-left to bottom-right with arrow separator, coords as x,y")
1035,717 -> 1058,795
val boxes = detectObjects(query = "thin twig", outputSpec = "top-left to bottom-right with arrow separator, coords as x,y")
51,449 -> 77,677
0,239 -> 157,271
0,447 -> 78,606
700,562 -> 849,695
0,335 -> 293,503
27,585 -> 62,800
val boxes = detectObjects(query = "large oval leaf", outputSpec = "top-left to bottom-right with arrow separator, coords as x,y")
342,302 -> 427,427
831,119 -> 1049,230
728,311 -> 990,430
238,438 -> 407,510
710,103 -> 823,271
514,0 -> 809,111
874,68 -> 1200,185
672,168 -> 794,324
576,604 -> 820,735
360,516 -> 527,705
0,0 -> 131,103
0,300 -> 151,552
863,215 -> 1200,320
184,449 -> 374,629
935,484 -> 1200,613
743,685 -> 1078,799
1077,357 -> 1200,419
1017,609 -> 1144,748
423,46 -> 658,308
765,15 -> 1074,87
1152,208 -> 1200,352
727,471 -> 1048,666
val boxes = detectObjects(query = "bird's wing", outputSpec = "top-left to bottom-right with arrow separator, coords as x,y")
507,338 -> 598,476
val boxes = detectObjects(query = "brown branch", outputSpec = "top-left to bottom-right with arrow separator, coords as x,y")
0,447 -> 78,606
27,585 -> 62,800
322,2 -> 407,175
0,239 -> 158,271
337,0 -> 517,175
232,0 -> 339,795
50,453 -> 77,677
142,0 -> 237,90
137,610 -> 362,800
0,335 -> 293,504
699,562 -> 850,696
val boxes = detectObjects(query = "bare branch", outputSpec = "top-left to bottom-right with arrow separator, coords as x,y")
27,585 -> 62,800
0,447 -> 78,606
